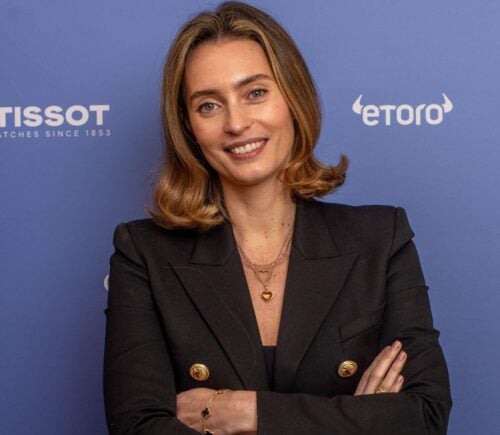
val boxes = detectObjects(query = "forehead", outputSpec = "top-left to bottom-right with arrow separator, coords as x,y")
183,38 -> 274,93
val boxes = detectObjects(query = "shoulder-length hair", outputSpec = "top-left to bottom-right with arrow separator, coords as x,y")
150,1 -> 348,231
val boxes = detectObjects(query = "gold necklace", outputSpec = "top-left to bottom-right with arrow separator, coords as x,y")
237,229 -> 292,302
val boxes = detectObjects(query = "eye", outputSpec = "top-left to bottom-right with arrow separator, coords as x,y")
249,88 -> 267,99
198,102 -> 217,113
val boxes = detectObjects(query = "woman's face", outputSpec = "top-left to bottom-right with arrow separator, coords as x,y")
183,38 -> 295,190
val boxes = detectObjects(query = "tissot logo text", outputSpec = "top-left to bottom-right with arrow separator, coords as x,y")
0,104 -> 110,128
352,94 -> 453,126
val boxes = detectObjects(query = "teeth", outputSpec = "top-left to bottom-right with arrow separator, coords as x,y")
229,140 -> 265,154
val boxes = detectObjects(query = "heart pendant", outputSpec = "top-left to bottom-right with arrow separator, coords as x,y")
256,269 -> 272,285
261,290 -> 274,302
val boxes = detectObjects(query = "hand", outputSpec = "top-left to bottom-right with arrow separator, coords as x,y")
354,340 -> 407,395
177,388 -> 257,434
177,387 -> 215,432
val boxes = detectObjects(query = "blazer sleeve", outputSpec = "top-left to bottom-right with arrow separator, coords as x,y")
103,223 -> 198,435
256,207 -> 452,435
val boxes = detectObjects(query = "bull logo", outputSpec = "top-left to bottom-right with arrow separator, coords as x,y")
352,94 -> 453,126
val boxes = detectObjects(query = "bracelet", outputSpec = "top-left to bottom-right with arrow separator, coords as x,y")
201,389 -> 231,435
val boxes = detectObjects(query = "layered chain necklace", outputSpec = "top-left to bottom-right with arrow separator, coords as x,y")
237,229 -> 293,303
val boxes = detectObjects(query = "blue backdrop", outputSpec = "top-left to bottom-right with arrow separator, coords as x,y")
1,1 -> 499,433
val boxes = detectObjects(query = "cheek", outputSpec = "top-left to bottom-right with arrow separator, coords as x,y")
189,120 -> 220,150
190,128 -> 224,167
268,100 -> 295,131
274,107 -> 296,148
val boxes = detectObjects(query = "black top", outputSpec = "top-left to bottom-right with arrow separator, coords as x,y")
104,202 -> 451,434
262,346 -> 276,385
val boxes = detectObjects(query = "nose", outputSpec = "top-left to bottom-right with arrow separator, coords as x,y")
223,103 -> 251,135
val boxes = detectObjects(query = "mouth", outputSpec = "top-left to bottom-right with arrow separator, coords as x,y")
224,139 -> 267,156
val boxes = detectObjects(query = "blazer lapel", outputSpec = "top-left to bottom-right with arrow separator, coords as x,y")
273,200 -> 358,391
169,222 -> 269,390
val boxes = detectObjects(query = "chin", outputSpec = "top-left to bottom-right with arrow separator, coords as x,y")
230,171 -> 282,188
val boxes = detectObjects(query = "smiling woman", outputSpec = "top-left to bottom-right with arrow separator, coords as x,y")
103,2 -> 451,434
150,1 -> 348,231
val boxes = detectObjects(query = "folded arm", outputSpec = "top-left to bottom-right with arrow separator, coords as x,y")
104,208 -> 451,434
254,208 -> 451,434
104,223 -> 198,434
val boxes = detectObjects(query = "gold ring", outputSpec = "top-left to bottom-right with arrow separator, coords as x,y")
375,386 -> 387,394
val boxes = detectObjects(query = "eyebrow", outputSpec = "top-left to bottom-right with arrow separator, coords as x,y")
188,73 -> 274,104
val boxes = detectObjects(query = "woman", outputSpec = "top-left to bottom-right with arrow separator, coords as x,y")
104,2 -> 451,434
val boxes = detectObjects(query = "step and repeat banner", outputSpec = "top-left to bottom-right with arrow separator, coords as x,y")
1,1 -> 499,433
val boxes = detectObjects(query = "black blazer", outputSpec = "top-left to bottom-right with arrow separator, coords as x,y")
104,199 -> 451,434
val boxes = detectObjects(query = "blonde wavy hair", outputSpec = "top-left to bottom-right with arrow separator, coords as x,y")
150,1 -> 348,231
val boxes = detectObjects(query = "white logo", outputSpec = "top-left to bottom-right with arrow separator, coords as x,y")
0,104 -> 110,128
0,104 -> 111,140
352,94 -> 453,126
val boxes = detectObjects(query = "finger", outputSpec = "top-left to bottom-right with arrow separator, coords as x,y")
354,345 -> 394,395
363,340 -> 403,394
355,345 -> 395,395
375,350 -> 407,393
389,375 -> 404,393
354,346 -> 390,395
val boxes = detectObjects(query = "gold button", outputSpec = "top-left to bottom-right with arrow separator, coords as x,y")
338,360 -> 358,378
189,363 -> 210,381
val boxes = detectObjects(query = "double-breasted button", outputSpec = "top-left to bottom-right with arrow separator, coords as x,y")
189,363 -> 210,381
337,360 -> 358,378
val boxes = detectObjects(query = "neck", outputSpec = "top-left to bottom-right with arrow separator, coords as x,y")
222,179 -> 296,261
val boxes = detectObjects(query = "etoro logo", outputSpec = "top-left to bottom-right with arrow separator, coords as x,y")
352,94 -> 453,126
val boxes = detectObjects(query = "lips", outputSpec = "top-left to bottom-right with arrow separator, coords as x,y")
224,139 -> 267,155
